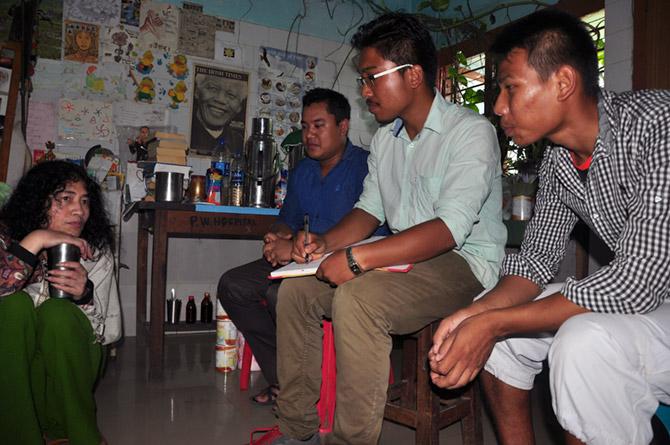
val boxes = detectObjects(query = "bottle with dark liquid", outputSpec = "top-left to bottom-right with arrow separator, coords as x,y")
201,292 -> 214,323
185,295 -> 197,323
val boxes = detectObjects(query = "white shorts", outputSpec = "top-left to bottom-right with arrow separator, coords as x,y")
483,283 -> 670,445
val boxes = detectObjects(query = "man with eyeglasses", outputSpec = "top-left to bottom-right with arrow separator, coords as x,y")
265,12 -> 506,445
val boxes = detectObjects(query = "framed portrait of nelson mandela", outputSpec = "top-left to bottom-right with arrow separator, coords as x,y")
190,64 -> 249,156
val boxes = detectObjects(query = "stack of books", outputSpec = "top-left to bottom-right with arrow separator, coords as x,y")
148,132 -> 188,165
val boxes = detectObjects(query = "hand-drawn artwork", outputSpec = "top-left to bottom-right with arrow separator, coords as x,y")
178,9 -> 224,59
121,0 -> 140,27
139,1 -> 179,53
26,101 -> 58,152
113,101 -> 166,126
101,25 -> 138,65
32,58 -> 64,91
58,98 -> 115,144
136,77 -> 156,103
64,0 -> 120,27
167,54 -> 189,79
190,64 -> 249,155
168,80 -> 187,109
63,21 -> 100,64
136,50 -> 154,74
36,0 -> 63,60
62,62 -> 126,101
258,47 -> 318,139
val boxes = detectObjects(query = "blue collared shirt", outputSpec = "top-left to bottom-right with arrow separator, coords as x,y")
279,140 -> 388,236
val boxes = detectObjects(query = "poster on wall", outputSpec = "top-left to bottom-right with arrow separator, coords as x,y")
121,0 -> 141,27
64,0 -> 121,27
101,24 -> 139,65
138,1 -> 179,54
58,98 -> 115,144
258,47 -> 317,140
178,9 -> 226,59
63,20 -> 100,64
190,64 -> 249,155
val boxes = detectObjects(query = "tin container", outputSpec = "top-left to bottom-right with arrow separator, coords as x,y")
215,345 -> 238,373
46,243 -> 81,299
216,314 -> 238,346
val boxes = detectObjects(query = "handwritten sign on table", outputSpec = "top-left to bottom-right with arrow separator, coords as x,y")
58,98 -> 115,144
26,102 -> 58,151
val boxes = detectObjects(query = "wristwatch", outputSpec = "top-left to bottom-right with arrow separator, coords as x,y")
345,246 -> 363,275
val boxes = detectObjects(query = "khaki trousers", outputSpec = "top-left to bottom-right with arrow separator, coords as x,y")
276,251 -> 483,445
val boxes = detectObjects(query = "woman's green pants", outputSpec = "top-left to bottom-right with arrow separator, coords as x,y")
0,292 -> 102,444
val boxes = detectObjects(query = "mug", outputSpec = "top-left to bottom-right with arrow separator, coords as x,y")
46,243 -> 81,299
187,175 -> 207,202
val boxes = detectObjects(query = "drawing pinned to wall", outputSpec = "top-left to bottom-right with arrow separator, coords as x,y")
32,59 -> 64,91
62,62 -> 127,101
113,101 -> 166,126
58,98 -> 115,144
63,20 -> 100,63
168,80 -> 187,109
101,25 -> 138,65
139,1 -> 179,54
0,68 -> 10,94
167,54 -> 188,79
36,0 -> 63,60
178,9 -> 225,59
121,0 -> 141,27
136,50 -> 154,74
26,102 -> 58,152
64,0 -> 121,27
258,47 -> 318,139
135,77 -> 156,103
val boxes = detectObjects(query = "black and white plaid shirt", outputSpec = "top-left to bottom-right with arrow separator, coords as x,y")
502,89 -> 670,314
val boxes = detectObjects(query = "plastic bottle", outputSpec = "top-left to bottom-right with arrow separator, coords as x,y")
230,153 -> 245,206
211,137 -> 232,204
185,295 -> 197,323
200,292 -> 214,324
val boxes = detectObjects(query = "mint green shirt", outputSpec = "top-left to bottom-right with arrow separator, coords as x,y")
355,93 -> 506,288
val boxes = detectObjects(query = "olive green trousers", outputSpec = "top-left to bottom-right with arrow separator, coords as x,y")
0,292 -> 102,445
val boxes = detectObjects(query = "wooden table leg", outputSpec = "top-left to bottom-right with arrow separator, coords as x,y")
149,209 -> 168,378
136,212 -> 149,337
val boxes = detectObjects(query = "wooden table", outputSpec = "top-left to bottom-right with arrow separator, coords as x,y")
128,202 -> 277,377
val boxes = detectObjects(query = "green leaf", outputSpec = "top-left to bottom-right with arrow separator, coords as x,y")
416,0 -> 432,11
430,0 -> 450,12
457,74 -> 467,86
456,51 -> 467,65
465,103 -> 480,113
447,66 -> 458,78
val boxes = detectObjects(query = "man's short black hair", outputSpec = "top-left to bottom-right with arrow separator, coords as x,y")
303,88 -> 351,124
350,12 -> 437,89
490,9 -> 599,98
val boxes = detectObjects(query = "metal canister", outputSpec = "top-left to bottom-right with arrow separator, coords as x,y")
216,313 -> 238,346
215,345 -> 238,373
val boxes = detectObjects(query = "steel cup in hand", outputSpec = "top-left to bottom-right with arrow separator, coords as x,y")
46,243 -> 81,299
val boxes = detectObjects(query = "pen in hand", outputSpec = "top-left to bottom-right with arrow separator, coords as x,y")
303,213 -> 310,262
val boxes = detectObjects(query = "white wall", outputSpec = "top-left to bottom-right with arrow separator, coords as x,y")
604,0 -> 634,92
119,20 -> 379,337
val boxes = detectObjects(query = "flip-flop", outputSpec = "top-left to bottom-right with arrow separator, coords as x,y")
250,385 -> 279,406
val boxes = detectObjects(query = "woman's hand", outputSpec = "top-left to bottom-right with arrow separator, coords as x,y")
20,229 -> 93,260
46,261 -> 89,300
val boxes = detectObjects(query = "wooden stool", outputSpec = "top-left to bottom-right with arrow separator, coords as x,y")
384,321 -> 483,445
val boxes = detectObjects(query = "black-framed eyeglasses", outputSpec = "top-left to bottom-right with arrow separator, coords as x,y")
356,64 -> 413,88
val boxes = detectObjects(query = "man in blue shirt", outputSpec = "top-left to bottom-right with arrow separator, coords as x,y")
217,88 -> 383,406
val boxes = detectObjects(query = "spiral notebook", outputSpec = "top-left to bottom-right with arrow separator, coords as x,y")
268,236 -> 413,279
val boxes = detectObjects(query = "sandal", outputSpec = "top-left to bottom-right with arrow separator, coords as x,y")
251,384 -> 279,406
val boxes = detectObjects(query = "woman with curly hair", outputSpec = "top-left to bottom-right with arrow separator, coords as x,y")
0,161 -> 121,445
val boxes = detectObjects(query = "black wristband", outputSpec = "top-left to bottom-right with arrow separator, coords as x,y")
8,241 -> 39,269
74,279 -> 94,306
345,246 -> 363,276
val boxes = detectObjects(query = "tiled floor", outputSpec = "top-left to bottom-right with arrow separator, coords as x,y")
96,333 -> 564,445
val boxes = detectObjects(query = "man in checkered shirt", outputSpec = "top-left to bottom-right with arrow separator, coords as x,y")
429,9 -> 670,445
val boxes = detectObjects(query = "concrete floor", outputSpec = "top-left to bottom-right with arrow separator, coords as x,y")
96,333 -> 565,445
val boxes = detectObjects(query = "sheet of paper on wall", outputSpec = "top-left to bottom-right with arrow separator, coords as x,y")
58,98 -> 116,144
214,33 -> 242,66
0,67 -> 10,93
26,102 -> 57,152
178,9 -> 219,59
62,62 -> 127,102
101,25 -> 139,66
32,59 -> 64,92
120,0 -> 140,27
114,101 -> 167,127
64,0 -> 121,26
139,1 -> 180,53
37,0 -> 63,60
